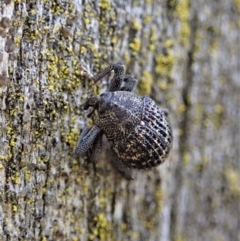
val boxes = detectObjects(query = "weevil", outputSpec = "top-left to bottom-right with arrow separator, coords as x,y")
76,64 -> 172,179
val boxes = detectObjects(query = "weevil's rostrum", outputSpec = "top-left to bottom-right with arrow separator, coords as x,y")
75,64 -> 173,179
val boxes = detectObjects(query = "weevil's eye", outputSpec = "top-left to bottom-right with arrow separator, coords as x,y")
98,93 -> 112,114
98,98 -> 108,114
100,93 -> 108,98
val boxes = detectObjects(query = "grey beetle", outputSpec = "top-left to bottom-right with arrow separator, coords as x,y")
75,64 -> 173,179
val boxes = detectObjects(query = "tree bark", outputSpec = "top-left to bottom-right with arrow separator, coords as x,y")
0,0 -> 239,240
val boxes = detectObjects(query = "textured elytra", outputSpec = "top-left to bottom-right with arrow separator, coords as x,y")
75,64 -> 173,179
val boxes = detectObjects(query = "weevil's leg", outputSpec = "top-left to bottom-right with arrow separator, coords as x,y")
111,158 -> 134,180
84,96 -> 100,118
75,127 -> 91,155
120,74 -> 137,92
78,126 -> 90,141
159,108 -> 169,116
88,132 -> 103,162
75,126 -> 101,155
80,66 -> 94,80
92,64 -> 125,92
84,96 -> 99,110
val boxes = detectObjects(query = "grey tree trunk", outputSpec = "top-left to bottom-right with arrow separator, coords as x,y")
0,0 -> 239,241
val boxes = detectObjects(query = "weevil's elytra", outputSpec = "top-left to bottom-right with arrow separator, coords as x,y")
75,64 -> 173,180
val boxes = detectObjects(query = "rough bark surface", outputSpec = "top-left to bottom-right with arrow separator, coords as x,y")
0,0 -> 239,241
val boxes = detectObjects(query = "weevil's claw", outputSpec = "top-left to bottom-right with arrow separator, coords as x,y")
87,108 -> 95,118
79,65 -> 94,80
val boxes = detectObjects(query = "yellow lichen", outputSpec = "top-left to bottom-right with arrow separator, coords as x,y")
233,0 -> 240,11
99,0 -> 111,10
155,187 -> 164,211
111,36 -> 118,44
12,175 -> 20,184
155,49 -> 175,76
0,155 -> 8,161
66,129 -> 79,147
148,26 -> 157,51
225,168 -> 240,195
13,205 -> 18,212
132,20 -> 141,31
43,26 -> 50,31
129,38 -> 141,55
9,138 -> 16,147
92,212 -> 112,240
214,104 -> 224,114
182,151 -> 190,165
178,103 -> 186,113
144,15 -> 152,24
164,39 -> 174,48
175,237 -> 186,241
176,0 -> 190,46
138,70 -> 153,95
24,171 -> 31,181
